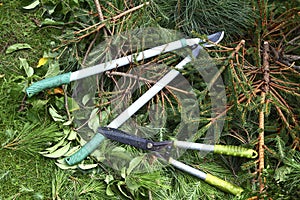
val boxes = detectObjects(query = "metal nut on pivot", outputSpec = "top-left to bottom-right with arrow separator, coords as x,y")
147,142 -> 153,149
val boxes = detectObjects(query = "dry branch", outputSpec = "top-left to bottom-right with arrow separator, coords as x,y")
94,0 -> 109,36
258,41 -> 270,193
74,2 -> 149,40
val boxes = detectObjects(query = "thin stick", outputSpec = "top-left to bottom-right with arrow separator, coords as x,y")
258,41 -> 270,193
112,2 -> 149,21
94,0 -> 109,36
258,92 -> 265,193
63,85 -> 71,121
75,2 -> 149,37
106,71 -> 191,95
209,40 -> 245,89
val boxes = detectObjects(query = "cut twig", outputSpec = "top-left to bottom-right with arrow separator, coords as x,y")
94,0 -> 109,36
75,2 -> 149,39
112,2 -> 149,21
105,71 -> 191,95
63,85 -> 71,121
258,41 -> 270,193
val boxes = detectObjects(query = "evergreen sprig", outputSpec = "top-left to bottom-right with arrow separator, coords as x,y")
151,0 -> 254,39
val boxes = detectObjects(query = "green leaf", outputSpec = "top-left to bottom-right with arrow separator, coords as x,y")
49,106 -> 65,122
117,181 -> 131,198
31,99 -> 49,110
55,162 -> 77,170
19,58 -> 34,77
63,118 -> 73,126
127,156 -> 144,175
126,179 -> 140,191
45,61 -> 61,78
121,167 -> 126,179
6,43 -> 32,54
41,18 -> 65,26
100,110 -> 109,126
106,184 -> 115,196
23,0 -> 40,10
43,135 -> 67,153
110,147 -> 133,161
67,130 -> 77,140
88,108 -> 100,133
105,175 -> 114,184
42,142 -> 71,158
67,97 -> 80,112
78,163 -> 98,170
63,145 -> 81,157
82,94 -> 92,106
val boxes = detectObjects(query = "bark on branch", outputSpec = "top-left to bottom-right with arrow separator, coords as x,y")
258,41 -> 270,193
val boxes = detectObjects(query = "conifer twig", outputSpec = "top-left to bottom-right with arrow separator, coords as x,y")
209,40 -> 245,90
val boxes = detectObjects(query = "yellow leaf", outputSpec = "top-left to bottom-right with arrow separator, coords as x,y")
47,87 -> 64,95
37,57 -> 48,67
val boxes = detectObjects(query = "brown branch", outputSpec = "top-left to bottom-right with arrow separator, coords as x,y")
94,0 -> 109,36
258,92 -> 265,193
258,41 -> 270,193
105,71 -> 191,95
62,85 -> 71,121
262,42 -> 270,93
75,2 -> 149,39
112,2 -> 149,21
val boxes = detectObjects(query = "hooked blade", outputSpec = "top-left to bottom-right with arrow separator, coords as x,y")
98,127 -> 172,151
191,31 -> 224,58
98,127 -> 153,150
205,31 -> 224,47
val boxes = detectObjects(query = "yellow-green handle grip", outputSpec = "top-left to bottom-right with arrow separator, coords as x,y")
205,174 -> 244,195
214,145 -> 257,158
169,157 -> 244,196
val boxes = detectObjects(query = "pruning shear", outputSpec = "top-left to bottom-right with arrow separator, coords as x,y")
97,127 -> 257,196
26,32 -> 224,97
64,31 -> 225,166
26,30 -> 258,194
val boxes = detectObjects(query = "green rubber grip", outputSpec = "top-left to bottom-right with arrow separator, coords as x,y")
205,174 -> 244,195
214,145 -> 258,158
65,133 -> 105,165
26,72 -> 71,97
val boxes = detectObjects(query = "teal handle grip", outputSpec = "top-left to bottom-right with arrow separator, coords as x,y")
205,174 -> 244,195
26,72 -> 71,97
214,145 -> 258,158
65,133 -> 105,165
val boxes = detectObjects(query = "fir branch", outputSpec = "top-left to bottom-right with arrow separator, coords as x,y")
2,123 -> 63,155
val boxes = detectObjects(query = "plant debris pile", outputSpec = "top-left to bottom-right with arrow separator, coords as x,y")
0,0 -> 299,199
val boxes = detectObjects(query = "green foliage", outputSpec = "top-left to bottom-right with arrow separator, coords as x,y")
1,0 -> 299,199
151,0 -> 254,39
261,138 -> 300,199
2,122 -> 63,155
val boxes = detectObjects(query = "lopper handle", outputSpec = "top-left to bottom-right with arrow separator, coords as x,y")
214,145 -> 257,158
65,133 -> 105,165
169,157 -> 243,195
205,174 -> 244,195
26,72 -> 71,97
